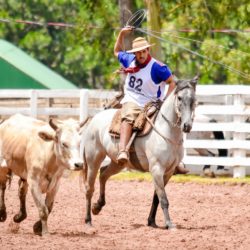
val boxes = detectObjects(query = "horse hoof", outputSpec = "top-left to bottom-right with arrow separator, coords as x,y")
92,203 -> 102,215
84,223 -> 97,235
166,222 -> 176,230
147,221 -> 158,228
0,209 -> 7,222
13,212 -> 27,223
33,220 -> 42,236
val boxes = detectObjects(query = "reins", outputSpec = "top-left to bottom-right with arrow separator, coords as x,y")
145,114 -> 183,146
145,95 -> 183,146
146,84 -> 195,146
160,95 -> 182,128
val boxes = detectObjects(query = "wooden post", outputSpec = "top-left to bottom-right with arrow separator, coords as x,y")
225,95 -> 233,141
80,89 -> 89,122
233,94 -> 246,178
30,90 -> 38,118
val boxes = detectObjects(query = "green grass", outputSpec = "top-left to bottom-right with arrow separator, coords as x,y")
110,171 -> 250,185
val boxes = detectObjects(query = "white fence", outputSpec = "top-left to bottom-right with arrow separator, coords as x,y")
0,86 -> 250,178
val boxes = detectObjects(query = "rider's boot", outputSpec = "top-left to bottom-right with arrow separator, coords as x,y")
117,120 -> 133,164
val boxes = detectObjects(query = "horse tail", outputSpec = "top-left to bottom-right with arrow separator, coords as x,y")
209,119 -> 228,158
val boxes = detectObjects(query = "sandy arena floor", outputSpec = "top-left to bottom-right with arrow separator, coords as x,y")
0,175 -> 250,250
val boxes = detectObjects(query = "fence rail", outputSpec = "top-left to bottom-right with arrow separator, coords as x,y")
0,86 -> 250,177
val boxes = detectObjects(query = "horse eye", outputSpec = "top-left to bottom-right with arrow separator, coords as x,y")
178,96 -> 182,101
62,142 -> 68,148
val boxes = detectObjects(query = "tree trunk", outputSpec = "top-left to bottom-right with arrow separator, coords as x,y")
145,0 -> 162,60
118,0 -> 135,51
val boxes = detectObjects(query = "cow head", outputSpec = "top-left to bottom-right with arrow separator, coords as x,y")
38,118 -> 84,171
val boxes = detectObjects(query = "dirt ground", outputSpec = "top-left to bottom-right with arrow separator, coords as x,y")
1,175 -> 250,250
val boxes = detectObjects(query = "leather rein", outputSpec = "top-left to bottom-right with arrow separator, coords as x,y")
145,87 -> 195,146
145,95 -> 183,146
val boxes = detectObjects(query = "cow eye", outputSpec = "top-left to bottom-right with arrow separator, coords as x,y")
62,142 -> 68,148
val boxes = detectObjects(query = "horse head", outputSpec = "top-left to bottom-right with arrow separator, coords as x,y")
174,76 -> 197,133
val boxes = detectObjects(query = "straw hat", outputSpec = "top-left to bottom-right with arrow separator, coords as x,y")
126,37 -> 154,53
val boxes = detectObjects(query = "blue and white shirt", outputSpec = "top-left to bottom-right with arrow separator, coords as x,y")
118,51 -> 172,107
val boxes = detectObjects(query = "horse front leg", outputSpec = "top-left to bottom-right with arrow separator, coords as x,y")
152,166 -> 175,230
148,169 -> 174,228
13,178 -> 28,223
92,161 -> 124,215
147,191 -> 159,228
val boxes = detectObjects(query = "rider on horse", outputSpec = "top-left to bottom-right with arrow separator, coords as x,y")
114,26 -> 188,174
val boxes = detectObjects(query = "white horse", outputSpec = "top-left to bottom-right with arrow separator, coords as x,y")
82,77 -> 197,229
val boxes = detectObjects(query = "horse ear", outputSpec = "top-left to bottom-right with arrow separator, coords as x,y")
176,79 -> 181,85
192,75 -> 199,82
174,79 -> 182,93
190,75 -> 199,90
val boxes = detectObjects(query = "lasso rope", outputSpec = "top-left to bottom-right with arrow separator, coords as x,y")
136,27 -> 250,80
140,27 -> 250,58
0,9 -> 249,80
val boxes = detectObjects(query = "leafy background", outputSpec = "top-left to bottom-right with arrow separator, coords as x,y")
0,0 -> 249,88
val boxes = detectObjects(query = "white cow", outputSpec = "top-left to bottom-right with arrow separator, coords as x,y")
0,114 -> 85,236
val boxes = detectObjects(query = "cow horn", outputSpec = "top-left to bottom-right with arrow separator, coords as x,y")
49,119 -> 58,131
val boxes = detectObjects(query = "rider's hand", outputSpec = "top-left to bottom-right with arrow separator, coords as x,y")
120,26 -> 134,34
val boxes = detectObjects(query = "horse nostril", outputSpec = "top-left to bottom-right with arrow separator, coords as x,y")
184,123 -> 191,132
74,162 -> 83,169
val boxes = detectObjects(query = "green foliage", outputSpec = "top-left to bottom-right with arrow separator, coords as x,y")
0,0 -> 249,88
0,0 -> 119,88
160,0 -> 250,84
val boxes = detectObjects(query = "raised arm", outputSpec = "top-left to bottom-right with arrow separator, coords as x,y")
114,26 -> 133,58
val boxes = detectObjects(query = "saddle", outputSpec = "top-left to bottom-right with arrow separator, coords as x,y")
109,100 -> 161,138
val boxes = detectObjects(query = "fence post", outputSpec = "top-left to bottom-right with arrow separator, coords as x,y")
80,89 -> 89,122
225,95 -> 233,141
30,90 -> 38,118
233,94 -> 246,178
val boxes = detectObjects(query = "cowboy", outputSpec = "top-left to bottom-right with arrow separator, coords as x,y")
114,26 -> 188,174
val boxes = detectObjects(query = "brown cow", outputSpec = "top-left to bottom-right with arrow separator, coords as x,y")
0,114 -> 85,236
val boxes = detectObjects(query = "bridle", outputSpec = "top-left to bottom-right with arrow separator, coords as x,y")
145,85 -> 196,146
161,95 -> 182,128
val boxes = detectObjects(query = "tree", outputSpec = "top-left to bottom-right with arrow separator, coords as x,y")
145,0 -> 162,60
118,0 -> 135,51
0,0 -> 249,88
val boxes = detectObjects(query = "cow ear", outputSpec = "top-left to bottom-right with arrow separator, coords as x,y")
38,131 -> 55,141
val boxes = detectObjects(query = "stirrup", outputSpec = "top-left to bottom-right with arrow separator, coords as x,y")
117,150 -> 129,164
